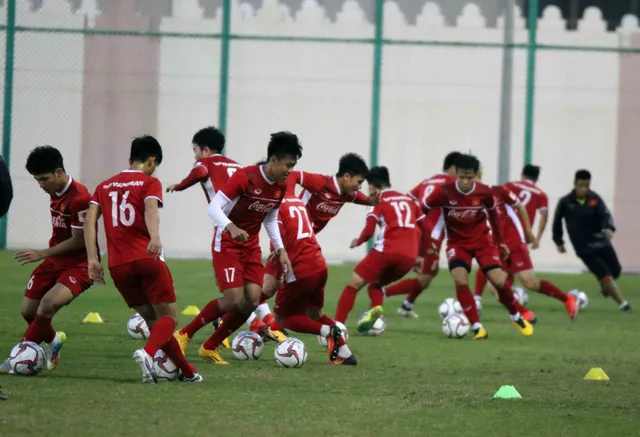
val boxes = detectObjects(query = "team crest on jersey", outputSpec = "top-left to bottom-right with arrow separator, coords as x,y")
588,199 -> 597,207
254,189 -> 262,195
59,203 -> 66,213
325,193 -> 331,198
275,190 -> 281,198
472,199 -> 480,206
449,200 -> 457,205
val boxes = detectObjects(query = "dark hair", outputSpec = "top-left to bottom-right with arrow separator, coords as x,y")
522,164 -> 540,181
130,135 -> 163,166
337,153 -> 368,178
26,146 -> 65,175
454,154 -> 480,173
443,151 -> 462,171
366,166 -> 391,189
575,169 -> 591,182
192,126 -> 225,153
267,131 -> 303,160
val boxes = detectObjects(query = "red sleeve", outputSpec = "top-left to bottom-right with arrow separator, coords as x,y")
497,185 -> 519,207
416,208 -> 429,255
408,183 -> 421,201
355,214 -> 378,246
174,162 -> 208,191
220,168 -> 249,201
485,194 -> 504,244
70,192 -> 91,229
422,184 -> 444,211
144,177 -> 164,207
299,171 -> 328,193
351,190 -> 372,205
540,192 -> 549,210
90,188 -> 101,206
285,171 -> 302,195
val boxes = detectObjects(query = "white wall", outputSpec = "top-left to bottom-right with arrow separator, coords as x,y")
4,1 -> 633,272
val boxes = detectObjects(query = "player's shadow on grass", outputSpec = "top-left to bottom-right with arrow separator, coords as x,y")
44,373 -> 141,384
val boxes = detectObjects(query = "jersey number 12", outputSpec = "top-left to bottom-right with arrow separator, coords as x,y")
391,201 -> 414,228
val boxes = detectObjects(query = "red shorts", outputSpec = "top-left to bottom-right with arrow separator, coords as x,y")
212,243 -> 263,291
446,243 -> 503,272
264,256 -> 284,280
24,262 -> 93,300
504,244 -> 534,275
274,269 -> 328,317
355,250 -> 415,287
109,258 -> 176,307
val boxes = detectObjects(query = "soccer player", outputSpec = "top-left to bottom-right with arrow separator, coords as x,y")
84,135 -> 202,383
422,154 -> 533,339
165,127 -> 281,343
334,166 -> 428,331
175,132 -> 301,364
0,154 -> 13,218
553,169 -> 631,312
0,146 -> 93,374
382,151 -> 461,318
273,195 -> 356,365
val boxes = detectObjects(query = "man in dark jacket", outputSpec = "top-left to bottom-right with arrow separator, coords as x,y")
0,154 -> 13,218
553,169 -> 630,312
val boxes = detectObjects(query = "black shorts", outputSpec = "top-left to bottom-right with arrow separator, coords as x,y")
578,245 -> 621,280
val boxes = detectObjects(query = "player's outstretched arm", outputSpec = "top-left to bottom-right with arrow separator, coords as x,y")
552,198 -> 566,253
514,203 -> 535,244
15,227 -> 87,265
350,214 -> 377,248
166,163 -> 208,192
536,208 -> 549,245
84,203 -> 104,283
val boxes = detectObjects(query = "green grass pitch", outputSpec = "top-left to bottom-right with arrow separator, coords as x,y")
0,251 -> 638,436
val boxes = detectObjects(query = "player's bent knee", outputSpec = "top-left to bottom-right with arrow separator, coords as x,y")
306,307 -> 322,320
348,273 -> 366,290
417,274 -> 433,289
449,260 -> 470,273
21,309 -> 36,325
153,301 -> 177,320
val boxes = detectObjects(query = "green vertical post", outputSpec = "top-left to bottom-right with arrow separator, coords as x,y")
523,0 -> 538,165
0,0 -> 16,249
218,0 -> 231,145
367,0 -> 384,252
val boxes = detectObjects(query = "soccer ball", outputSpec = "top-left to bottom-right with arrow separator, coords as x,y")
8,341 -> 45,376
360,315 -> 386,336
153,350 -> 178,381
231,331 -> 264,360
569,289 -> 589,310
438,298 -> 462,320
127,313 -> 150,340
442,314 -> 470,339
274,338 -> 307,368
513,287 -> 529,306
317,321 -> 349,348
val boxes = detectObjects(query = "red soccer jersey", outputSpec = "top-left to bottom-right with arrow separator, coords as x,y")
173,154 -> 243,203
277,196 -> 325,281
215,165 -> 286,248
408,173 -> 456,245
424,181 -> 502,248
288,171 -> 370,234
47,177 -> 92,269
91,170 -> 164,268
359,189 -> 423,258
491,185 -> 525,247
503,180 -> 548,228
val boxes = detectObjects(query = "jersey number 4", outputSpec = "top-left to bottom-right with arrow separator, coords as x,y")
391,201 -> 415,228
289,206 -> 313,239
108,191 -> 135,227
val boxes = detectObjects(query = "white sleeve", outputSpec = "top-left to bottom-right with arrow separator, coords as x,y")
207,191 -> 232,230
263,208 -> 284,252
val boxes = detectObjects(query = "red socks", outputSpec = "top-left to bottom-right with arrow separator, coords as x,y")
282,315 -> 323,335
539,280 -> 568,302
203,310 -> 246,350
180,299 -> 223,338
143,316 -> 177,357
161,336 -> 196,378
384,279 -> 422,298
495,284 -> 518,315
335,285 -> 359,324
368,286 -> 384,307
475,270 -> 487,296
317,314 -> 336,326
455,284 -> 480,324
22,314 -> 56,344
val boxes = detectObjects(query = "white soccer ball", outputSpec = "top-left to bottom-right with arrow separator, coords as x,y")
127,313 -> 150,340
231,331 -> 264,360
569,289 -> 589,310
513,287 -> 529,306
442,314 -> 470,339
153,350 -> 178,381
274,338 -> 307,368
8,341 -> 45,376
317,321 -> 348,348
363,316 -> 386,336
438,298 -> 463,320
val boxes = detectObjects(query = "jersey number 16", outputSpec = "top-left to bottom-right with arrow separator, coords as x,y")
108,191 -> 135,227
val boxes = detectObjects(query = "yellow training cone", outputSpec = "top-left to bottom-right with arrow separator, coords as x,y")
82,312 -> 104,324
584,367 -> 609,381
182,305 -> 200,316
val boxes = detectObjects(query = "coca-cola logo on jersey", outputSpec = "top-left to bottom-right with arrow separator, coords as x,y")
51,215 -> 68,229
248,201 -> 276,213
316,202 -> 340,215
447,209 -> 478,219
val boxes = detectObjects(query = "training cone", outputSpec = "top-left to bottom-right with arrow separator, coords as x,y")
82,312 -> 104,324
493,385 -> 522,399
182,305 -> 200,316
584,367 -> 609,381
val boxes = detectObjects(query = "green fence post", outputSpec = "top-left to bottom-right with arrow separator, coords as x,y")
367,0 -> 384,253
0,0 -> 16,249
523,0 -> 538,165
218,0 -> 231,145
